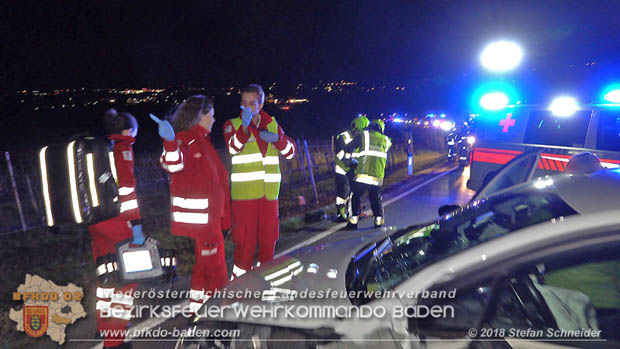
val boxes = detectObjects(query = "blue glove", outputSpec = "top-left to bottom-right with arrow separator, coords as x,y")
150,113 -> 175,141
259,131 -> 279,143
131,224 -> 145,245
240,106 -> 253,127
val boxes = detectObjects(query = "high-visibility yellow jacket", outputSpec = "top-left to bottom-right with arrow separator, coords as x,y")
334,129 -> 355,175
223,110 -> 296,200
352,130 -> 392,186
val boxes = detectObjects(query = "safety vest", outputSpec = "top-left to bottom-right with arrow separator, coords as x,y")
334,130 -> 354,175
353,130 -> 392,186
229,118 -> 281,200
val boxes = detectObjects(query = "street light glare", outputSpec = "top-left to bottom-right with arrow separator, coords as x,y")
480,41 -> 523,72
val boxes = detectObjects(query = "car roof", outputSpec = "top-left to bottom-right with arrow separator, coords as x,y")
552,169 -> 620,214
483,169 -> 620,215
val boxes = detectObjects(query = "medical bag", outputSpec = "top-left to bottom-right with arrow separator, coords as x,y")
38,136 -> 120,226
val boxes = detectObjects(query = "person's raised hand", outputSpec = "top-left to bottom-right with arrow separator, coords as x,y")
150,113 -> 175,141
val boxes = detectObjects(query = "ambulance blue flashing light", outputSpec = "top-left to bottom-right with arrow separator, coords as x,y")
604,89 -> 620,104
480,92 -> 509,110
549,96 -> 579,117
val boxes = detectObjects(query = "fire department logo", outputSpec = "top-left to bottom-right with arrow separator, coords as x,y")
9,274 -> 86,344
24,306 -> 49,338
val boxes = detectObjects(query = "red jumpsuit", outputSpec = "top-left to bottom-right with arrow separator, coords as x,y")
223,110 -> 296,277
88,134 -> 141,347
160,123 -> 230,314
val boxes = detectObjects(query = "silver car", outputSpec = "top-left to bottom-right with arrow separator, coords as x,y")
178,166 -> 620,348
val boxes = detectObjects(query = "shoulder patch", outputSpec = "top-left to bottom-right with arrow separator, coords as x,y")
122,151 -> 133,161
225,125 -> 232,133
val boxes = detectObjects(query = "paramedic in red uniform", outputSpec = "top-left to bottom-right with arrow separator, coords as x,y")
152,95 -> 230,315
223,84 -> 296,279
89,109 -> 143,348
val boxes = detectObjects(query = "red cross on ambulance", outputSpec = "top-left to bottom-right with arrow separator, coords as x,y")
499,113 -> 515,133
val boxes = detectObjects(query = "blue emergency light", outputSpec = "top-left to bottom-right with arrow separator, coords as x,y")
480,92 -> 509,110
604,90 -> 620,104
549,96 -> 579,117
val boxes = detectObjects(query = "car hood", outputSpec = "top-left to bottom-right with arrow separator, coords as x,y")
200,225 -> 399,329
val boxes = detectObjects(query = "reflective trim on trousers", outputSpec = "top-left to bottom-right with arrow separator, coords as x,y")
172,211 -> 209,224
118,187 -> 135,196
120,199 -> 139,213
172,196 -> 209,210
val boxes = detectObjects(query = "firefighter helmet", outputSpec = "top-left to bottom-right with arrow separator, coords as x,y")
350,115 -> 370,132
370,119 -> 385,133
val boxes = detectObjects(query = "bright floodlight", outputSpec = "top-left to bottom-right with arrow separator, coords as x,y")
549,96 -> 579,117
604,89 -> 620,104
432,120 -> 440,128
480,41 -> 523,72
480,92 -> 509,110
440,121 -> 453,131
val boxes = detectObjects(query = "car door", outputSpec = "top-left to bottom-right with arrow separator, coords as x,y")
472,150 -> 541,201
407,228 -> 620,348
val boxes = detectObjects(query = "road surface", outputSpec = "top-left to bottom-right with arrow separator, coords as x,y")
70,162 -> 476,348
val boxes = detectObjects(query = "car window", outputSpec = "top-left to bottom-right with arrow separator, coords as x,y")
524,110 -> 591,148
346,191 -> 578,303
473,151 -> 539,201
596,110 -> 620,152
415,242 -> 620,345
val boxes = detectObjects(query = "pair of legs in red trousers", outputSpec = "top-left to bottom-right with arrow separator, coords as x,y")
89,218 -> 137,348
188,234 -> 228,314
231,197 -> 279,278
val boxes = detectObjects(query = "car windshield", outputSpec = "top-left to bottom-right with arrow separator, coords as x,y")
346,189 -> 578,304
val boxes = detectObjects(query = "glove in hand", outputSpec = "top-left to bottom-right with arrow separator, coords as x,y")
240,106 -> 253,127
150,113 -> 175,141
131,224 -> 145,245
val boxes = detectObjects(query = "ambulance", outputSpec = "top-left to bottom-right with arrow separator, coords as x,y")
467,100 -> 620,191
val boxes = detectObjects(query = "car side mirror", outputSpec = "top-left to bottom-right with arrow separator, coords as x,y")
438,204 -> 461,217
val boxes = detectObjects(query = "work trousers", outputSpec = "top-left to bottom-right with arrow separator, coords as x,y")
188,233 -> 228,314
89,219 -> 137,348
231,197 -> 279,275
351,181 -> 384,218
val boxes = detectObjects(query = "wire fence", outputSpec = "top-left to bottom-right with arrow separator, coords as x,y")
0,128 -> 446,235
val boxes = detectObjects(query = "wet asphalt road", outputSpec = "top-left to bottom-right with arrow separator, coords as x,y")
76,162 -> 476,349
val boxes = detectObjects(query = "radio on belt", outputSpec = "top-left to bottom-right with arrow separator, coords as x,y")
116,238 -> 167,283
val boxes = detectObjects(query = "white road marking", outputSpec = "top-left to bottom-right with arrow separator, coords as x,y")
275,168 -> 454,258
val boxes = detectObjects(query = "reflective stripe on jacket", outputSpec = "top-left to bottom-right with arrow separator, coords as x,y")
160,124 -> 231,240
223,111 -> 296,200
334,130 -> 354,174
352,130 -> 392,186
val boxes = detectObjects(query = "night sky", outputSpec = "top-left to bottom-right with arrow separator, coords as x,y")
3,0 -> 620,91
